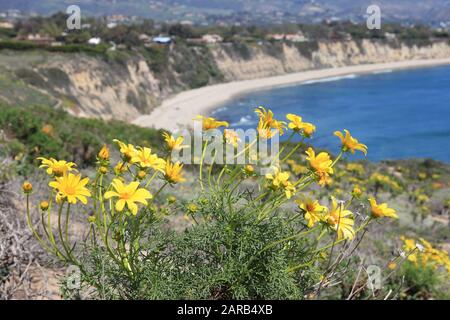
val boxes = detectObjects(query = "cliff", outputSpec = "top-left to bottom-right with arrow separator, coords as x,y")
1,39 -> 449,121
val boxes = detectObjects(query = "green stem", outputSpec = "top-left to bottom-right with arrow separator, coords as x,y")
199,141 -> 208,190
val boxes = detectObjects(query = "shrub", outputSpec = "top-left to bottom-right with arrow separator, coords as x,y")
24,108 -> 402,299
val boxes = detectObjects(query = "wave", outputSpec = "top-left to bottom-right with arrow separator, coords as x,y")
302,74 -> 358,85
372,69 -> 393,74
230,115 -> 256,127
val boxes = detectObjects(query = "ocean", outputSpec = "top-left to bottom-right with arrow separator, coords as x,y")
211,65 -> 450,162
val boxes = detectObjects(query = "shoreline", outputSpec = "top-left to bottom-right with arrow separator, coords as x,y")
133,58 -> 450,132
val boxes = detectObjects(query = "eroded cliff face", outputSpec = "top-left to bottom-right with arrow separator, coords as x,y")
37,54 -> 164,121
2,40 -> 450,121
211,40 -> 450,80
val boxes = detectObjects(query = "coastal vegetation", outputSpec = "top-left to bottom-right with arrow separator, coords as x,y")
1,105 -> 448,299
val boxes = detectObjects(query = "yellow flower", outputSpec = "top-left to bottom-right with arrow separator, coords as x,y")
98,145 -> 110,161
296,198 -> 328,228
325,198 -> 355,241
162,132 -> 188,151
388,262 -> 397,270
305,147 -> 334,186
41,124 -> 54,136
255,106 -> 286,137
369,198 -> 398,219
244,164 -> 255,175
104,179 -> 152,215
195,116 -> 229,130
132,147 -> 165,172
286,114 -> 316,137
301,122 -> 316,138
22,182 -> 33,194
37,157 -> 77,176
137,170 -> 147,180
224,129 -> 241,148
352,185 -> 363,198
286,113 -> 304,131
334,129 -> 367,155
265,167 -> 296,199
164,161 -> 186,184
114,161 -> 129,174
113,139 -> 138,162
186,203 -> 199,213
49,173 -> 91,205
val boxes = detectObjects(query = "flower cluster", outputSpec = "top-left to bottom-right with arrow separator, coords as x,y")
401,236 -> 450,275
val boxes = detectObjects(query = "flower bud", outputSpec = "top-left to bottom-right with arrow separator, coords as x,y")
99,166 -> 108,175
137,170 -> 147,180
167,195 -> 176,204
22,182 -> 33,194
40,201 -> 49,211
98,145 -> 110,161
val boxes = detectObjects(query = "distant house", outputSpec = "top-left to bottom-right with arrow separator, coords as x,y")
285,32 -> 308,43
17,34 -> 55,45
267,34 -> 285,41
384,32 -> 397,41
267,32 -> 308,43
152,36 -> 172,45
107,22 -> 117,29
139,33 -> 151,43
88,37 -> 102,45
201,34 -> 223,44
0,21 -> 13,29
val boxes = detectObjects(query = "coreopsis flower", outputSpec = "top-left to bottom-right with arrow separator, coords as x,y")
224,129 -> 240,148
22,182 -> 33,194
388,262 -> 397,270
113,139 -> 138,162
244,164 -> 255,175
41,124 -> 54,136
98,145 -> 110,161
104,179 -> 152,215
37,157 -> 77,177
295,198 -> 328,228
265,167 -> 296,199
352,185 -> 363,198
369,198 -> 398,219
334,129 -> 367,155
195,116 -> 229,131
114,161 -> 129,175
325,198 -> 355,241
137,170 -> 147,180
162,132 -> 188,151
49,173 -> 91,205
164,161 -> 186,184
132,147 -> 165,172
301,122 -> 316,138
305,147 -> 334,186
286,114 -> 304,131
39,201 -> 49,211
186,203 -> 199,213
255,106 -> 286,137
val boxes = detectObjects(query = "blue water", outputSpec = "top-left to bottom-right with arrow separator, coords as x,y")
212,66 -> 450,162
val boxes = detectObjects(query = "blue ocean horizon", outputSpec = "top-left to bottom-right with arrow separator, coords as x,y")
211,65 -> 450,163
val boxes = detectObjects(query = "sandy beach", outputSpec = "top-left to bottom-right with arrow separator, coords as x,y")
133,58 -> 450,132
